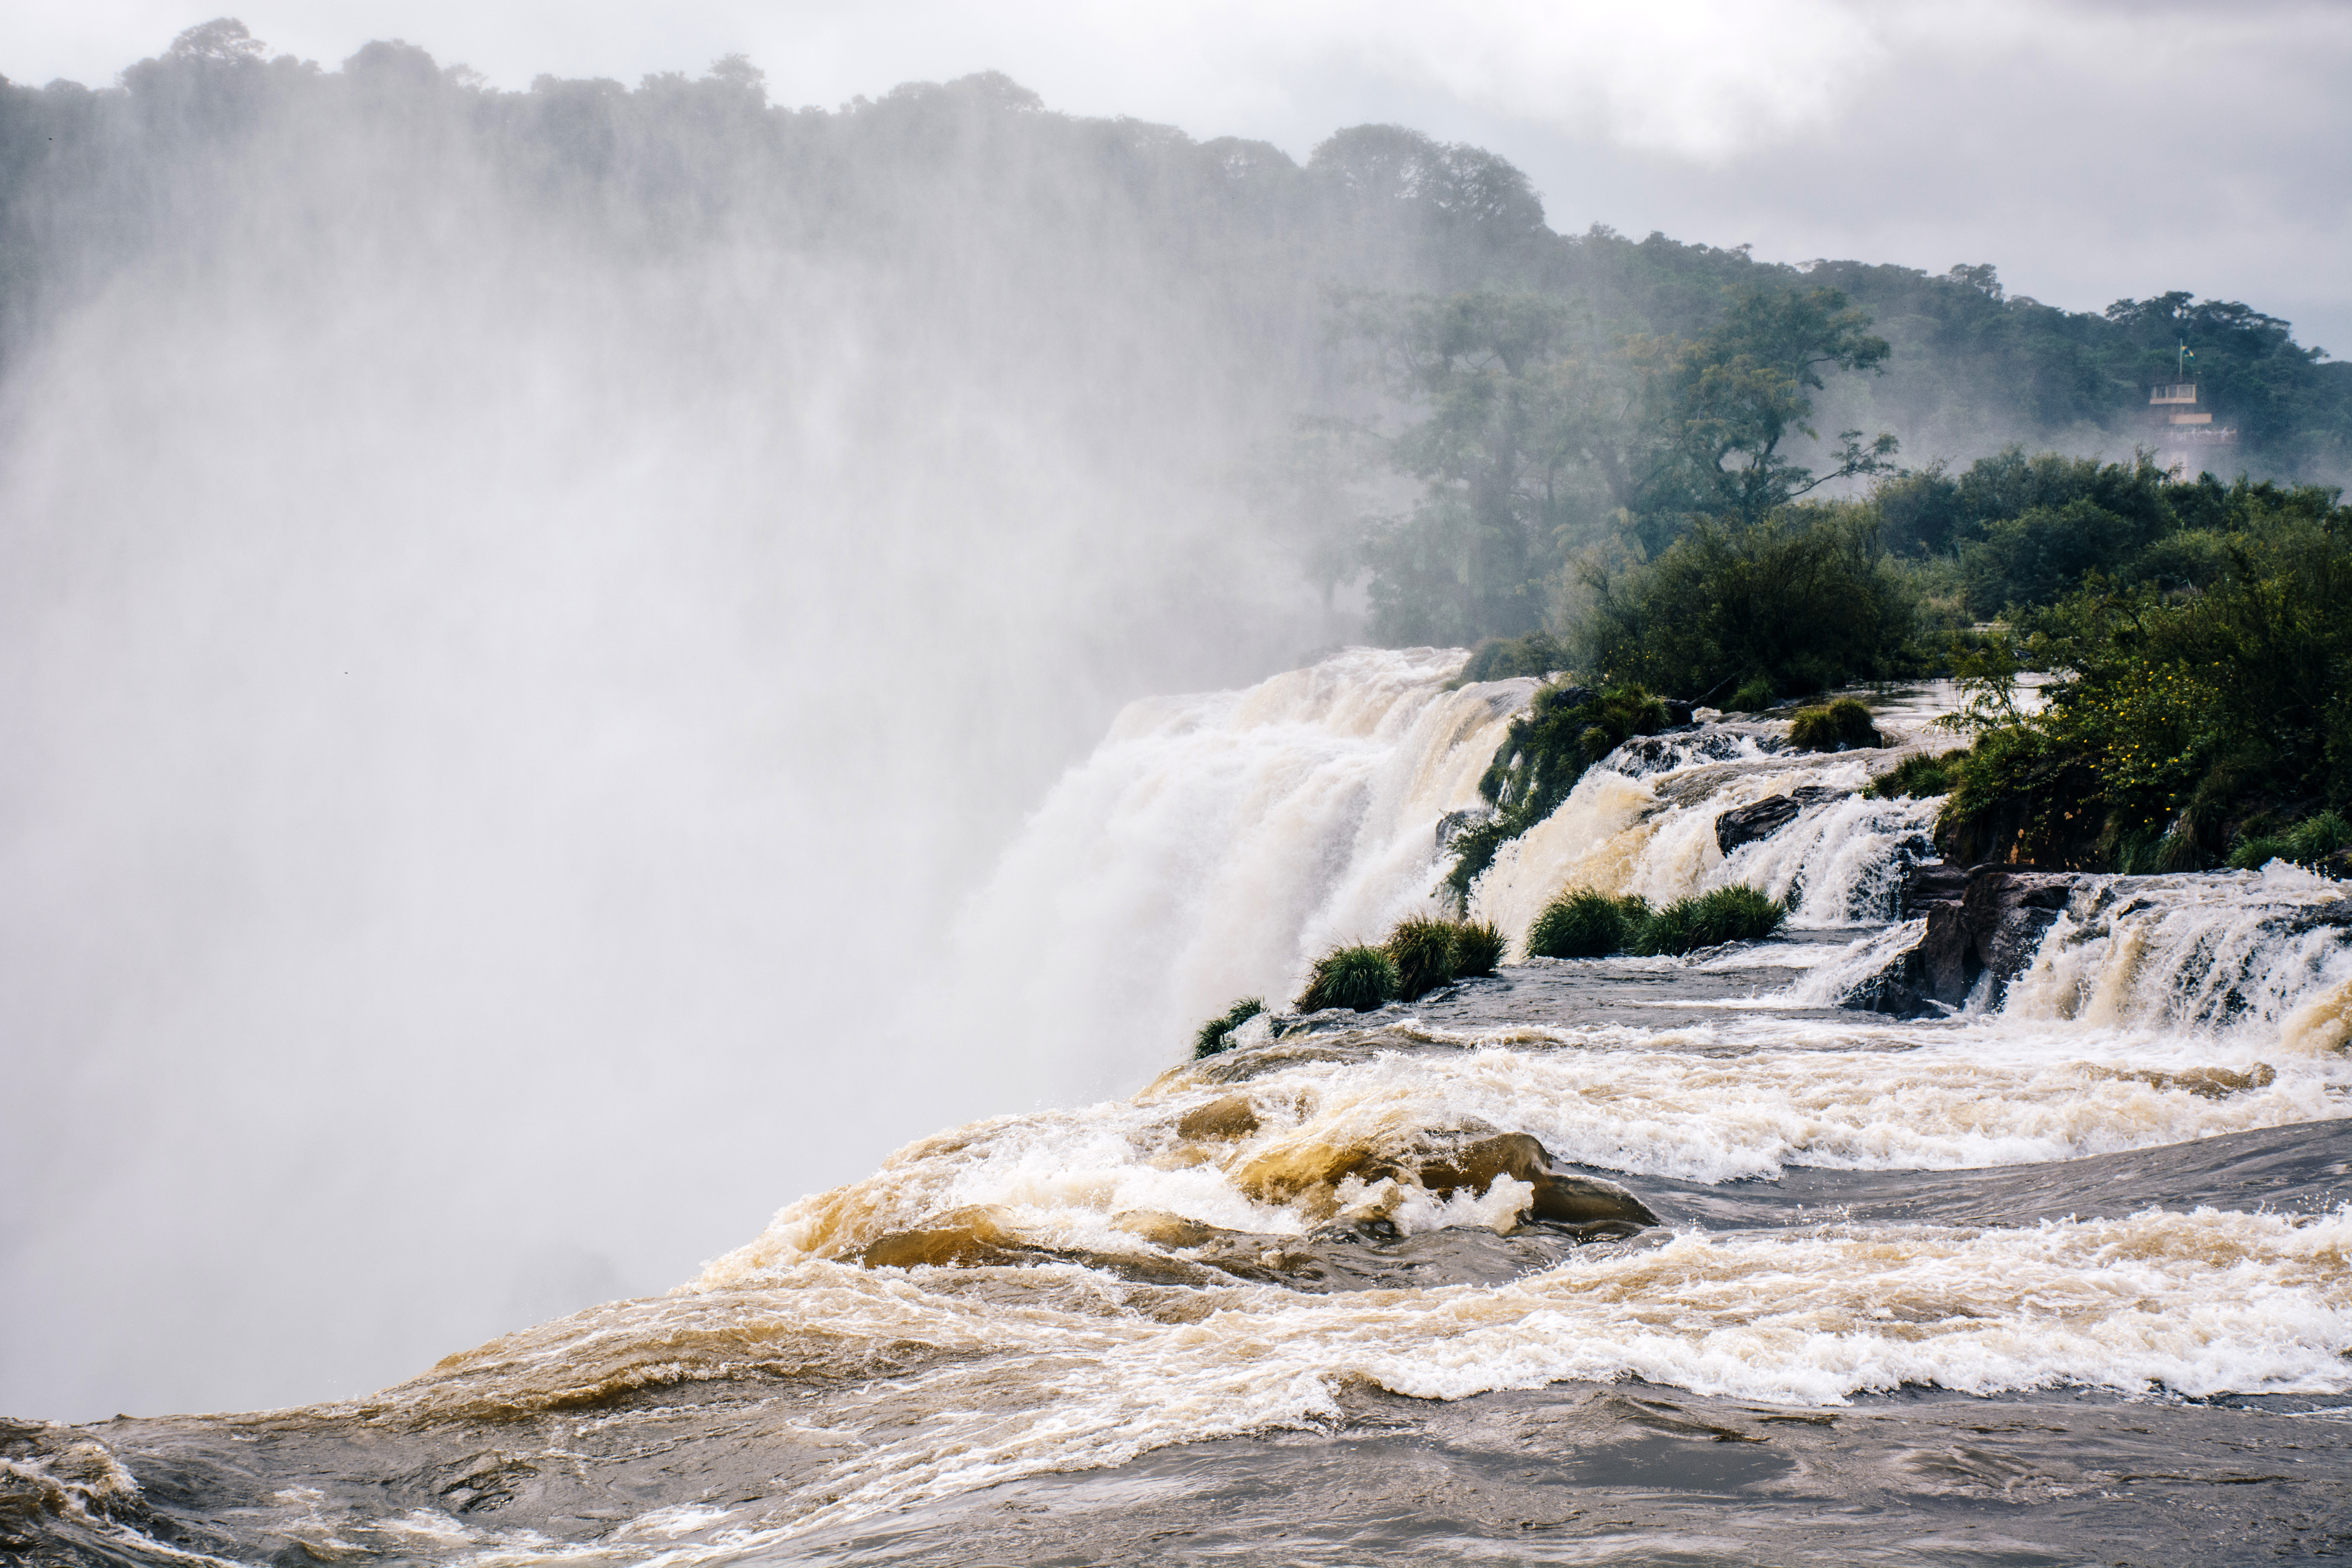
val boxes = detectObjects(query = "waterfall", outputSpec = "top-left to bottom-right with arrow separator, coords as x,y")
2004,862 -> 2352,1045
949,647 -> 1525,1094
954,648 -> 2348,1095
1468,740 -> 1944,947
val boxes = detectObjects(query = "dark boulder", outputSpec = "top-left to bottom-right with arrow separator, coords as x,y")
1843,862 -> 2084,1014
1919,900 -> 1975,1002
1842,960 -> 1937,1019
1413,1131 -> 1659,1234
1962,870 -> 2076,999
1715,787 -> 1852,856
1716,795 -> 1801,854
1900,861 -> 1969,918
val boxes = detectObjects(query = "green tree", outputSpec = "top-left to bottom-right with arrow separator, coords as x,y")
1347,290 -> 1604,642
1657,287 -> 1899,544
1574,504 -> 1925,701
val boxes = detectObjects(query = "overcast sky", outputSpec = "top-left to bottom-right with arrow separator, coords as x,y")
13,2 -> 2351,347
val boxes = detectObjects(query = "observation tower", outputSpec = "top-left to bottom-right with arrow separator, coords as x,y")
2145,344 -> 2236,478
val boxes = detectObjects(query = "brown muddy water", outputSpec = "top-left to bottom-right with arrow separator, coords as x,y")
7,650 -> 2349,1565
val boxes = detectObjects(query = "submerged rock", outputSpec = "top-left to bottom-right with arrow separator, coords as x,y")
855,1118 -> 1661,1296
1412,1131 -> 1661,1233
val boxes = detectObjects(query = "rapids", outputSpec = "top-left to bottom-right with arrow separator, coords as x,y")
7,648 -> 2349,1565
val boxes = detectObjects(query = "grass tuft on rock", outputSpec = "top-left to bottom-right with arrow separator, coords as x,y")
1787,696 -> 1881,752
1526,889 -> 1652,959
1868,751 -> 1956,799
1192,997 -> 1264,1058
2229,809 -> 2351,873
1296,946 -> 1400,1013
1632,886 -> 1789,955
1448,918 -> 1507,977
1383,916 -> 1460,1002
1728,676 -> 1777,713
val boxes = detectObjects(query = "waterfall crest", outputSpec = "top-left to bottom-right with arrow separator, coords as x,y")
951,647 -> 1524,1093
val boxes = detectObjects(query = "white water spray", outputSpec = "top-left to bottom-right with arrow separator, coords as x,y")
951,647 -> 1525,1095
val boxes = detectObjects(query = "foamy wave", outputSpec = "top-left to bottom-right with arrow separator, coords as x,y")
437,1204 -> 2352,1552
2007,863 -> 2352,1039
950,646 -> 1521,1094
695,1021 -> 2347,1288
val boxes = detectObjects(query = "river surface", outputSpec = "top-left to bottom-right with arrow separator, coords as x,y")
7,648 -> 2350,1565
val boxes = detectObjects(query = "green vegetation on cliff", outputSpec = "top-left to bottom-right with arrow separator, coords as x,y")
1576,511 -> 1929,703
1442,680 -> 1671,905
1931,494 -> 2352,872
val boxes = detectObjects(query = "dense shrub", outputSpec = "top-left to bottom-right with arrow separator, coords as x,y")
1787,697 -> 1881,751
1384,916 -> 1461,1001
1574,508 -> 1927,704
1959,497 -> 2159,617
1379,914 -> 1510,994
1526,889 -> 1651,958
2228,810 -> 2350,872
1296,946 -> 1401,1013
1936,500 -> 2352,869
1192,997 -> 1265,1058
1879,454 -> 2347,617
1448,918 -> 1507,975
1728,677 -> 1777,712
1632,886 -> 1789,955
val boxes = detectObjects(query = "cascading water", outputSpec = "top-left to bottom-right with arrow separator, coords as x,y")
947,646 -> 1528,1094
9,648 -> 2349,1566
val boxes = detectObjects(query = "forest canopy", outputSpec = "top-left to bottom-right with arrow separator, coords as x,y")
3,19 -> 2347,668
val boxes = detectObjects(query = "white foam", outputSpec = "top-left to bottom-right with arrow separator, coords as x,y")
487,1203 -> 2352,1553
949,646 -> 1521,1093
2007,867 -> 2352,1038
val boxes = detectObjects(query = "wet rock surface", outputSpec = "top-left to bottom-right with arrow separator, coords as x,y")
1844,862 -> 2087,1014
1713,792 -> 1801,852
1713,783 -> 1848,855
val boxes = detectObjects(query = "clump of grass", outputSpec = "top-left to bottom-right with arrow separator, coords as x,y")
1448,918 -> 1507,977
2230,809 -> 2351,872
1787,696 -> 1881,752
1632,886 -> 1788,955
1384,916 -> 1460,1002
2291,810 -> 2350,861
1192,997 -> 1265,1059
1728,676 -> 1777,713
1296,946 -> 1400,1013
1869,751 -> 1956,799
1526,889 -> 1653,959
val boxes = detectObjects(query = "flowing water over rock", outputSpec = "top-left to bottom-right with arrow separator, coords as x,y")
8,650 -> 2350,1565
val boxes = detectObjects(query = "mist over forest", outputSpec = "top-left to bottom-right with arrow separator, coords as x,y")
3,20 -> 2348,1424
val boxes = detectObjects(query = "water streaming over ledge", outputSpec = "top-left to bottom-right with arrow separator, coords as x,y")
9,647 -> 2350,1565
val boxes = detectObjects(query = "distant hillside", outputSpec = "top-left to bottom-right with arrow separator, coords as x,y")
2,31 -> 2343,486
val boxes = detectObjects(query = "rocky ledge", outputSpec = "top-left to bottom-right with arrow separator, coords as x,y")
1843,863 -> 2083,1018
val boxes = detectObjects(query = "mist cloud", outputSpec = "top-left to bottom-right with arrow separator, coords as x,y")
17,1 -> 2349,345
